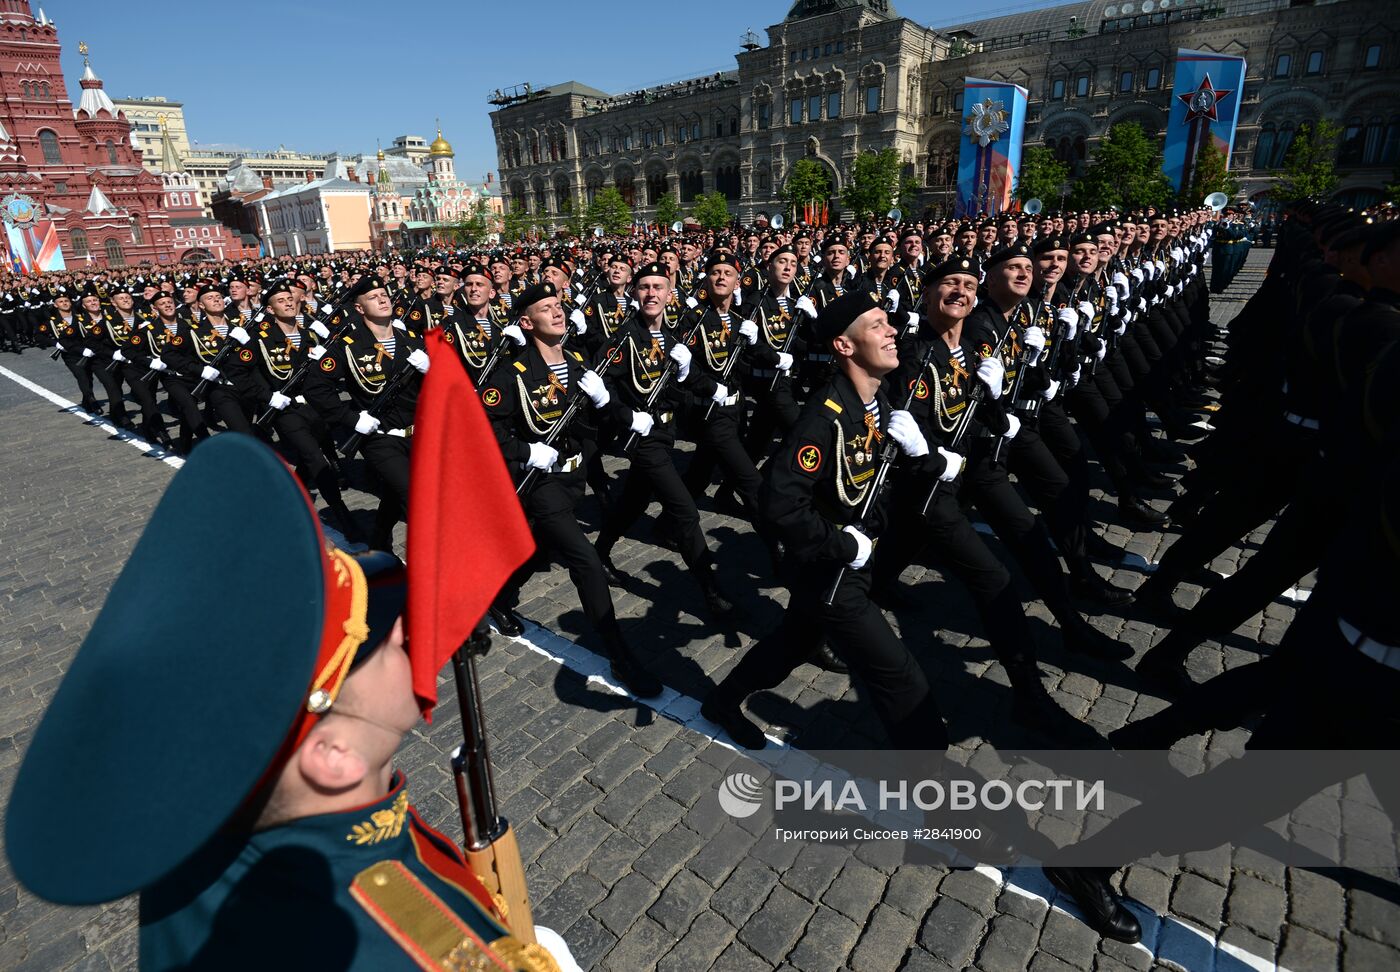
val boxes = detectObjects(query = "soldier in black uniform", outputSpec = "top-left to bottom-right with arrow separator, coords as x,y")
304,276 -> 429,549
75,286 -> 133,430
230,280 -> 359,539
102,283 -> 172,448
481,282 -> 663,698
45,289 -> 101,413
577,256 -> 634,360
437,264 -> 526,383
701,289 -> 951,750
740,245 -> 804,461
592,262 -> 734,617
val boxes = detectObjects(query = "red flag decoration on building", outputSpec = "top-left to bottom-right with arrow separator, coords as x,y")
407,330 -> 535,718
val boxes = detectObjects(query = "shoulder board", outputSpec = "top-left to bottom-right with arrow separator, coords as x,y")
349,861 -> 556,972
823,398 -> 843,414
513,361 -> 527,373
570,351 -> 582,362
342,335 -> 354,344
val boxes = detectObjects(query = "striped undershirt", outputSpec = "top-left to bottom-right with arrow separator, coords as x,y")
863,396 -> 881,430
547,360 -> 570,390
476,316 -> 493,338
286,330 -> 302,349
380,335 -> 396,357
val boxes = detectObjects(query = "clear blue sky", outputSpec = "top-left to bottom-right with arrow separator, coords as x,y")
54,0 -> 1067,183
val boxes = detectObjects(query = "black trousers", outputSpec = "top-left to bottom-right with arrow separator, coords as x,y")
742,374 -> 801,463
719,563 -> 949,750
90,356 -> 128,424
358,435 -> 411,509
161,376 -> 209,446
59,351 -> 99,409
1005,415 -> 1088,565
501,476 -> 618,634
1150,420 -> 1317,592
874,484 -> 1037,669
0,312 -> 16,349
271,403 -> 334,482
601,430 -> 710,569
116,365 -> 165,437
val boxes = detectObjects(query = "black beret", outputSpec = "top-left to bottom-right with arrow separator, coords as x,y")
820,235 -> 849,253
812,288 -> 884,343
704,251 -> 741,272
513,282 -> 559,315
1069,232 -> 1096,248
540,257 -> 570,273
458,262 -> 489,280
984,243 -> 1032,270
633,261 -> 670,283
930,224 -> 955,239
899,227 -> 923,242
925,254 -> 982,283
1087,222 -> 1116,237
263,279 -> 295,301
195,283 -> 226,301
767,244 -> 797,264
355,275 -> 389,295
1032,236 -> 1069,255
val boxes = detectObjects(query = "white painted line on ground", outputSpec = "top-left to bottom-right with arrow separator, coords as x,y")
0,363 -> 184,469
501,618 -> 1293,972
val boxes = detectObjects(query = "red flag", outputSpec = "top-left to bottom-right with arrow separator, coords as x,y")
407,330 -> 535,718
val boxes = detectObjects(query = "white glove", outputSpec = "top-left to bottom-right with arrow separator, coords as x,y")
1055,307 -> 1078,341
905,311 -> 920,334
1171,247 -> 1185,263
1023,326 -> 1046,364
268,391 -> 291,410
310,320 -> 330,339
936,447 -> 963,482
1042,378 -> 1060,400
149,356 -> 168,372
579,369 -> 610,407
526,441 -> 559,471
1076,300 -> 1095,323
710,382 -> 731,405
976,357 -> 1005,399
406,348 -> 430,374
795,295 -> 817,318
738,320 -> 758,343
1135,297 -> 1148,313
887,409 -> 928,457
668,342 -> 691,380
200,365 -> 221,382
355,410 -> 381,435
845,265 -> 857,279
842,525 -> 872,569
1115,319 -> 1127,337
81,347 -> 94,358
229,326 -> 251,345
1070,366 -> 1082,386
307,345 -> 327,360
776,352 -> 794,372
1111,272 -> 1130,299
630,410 -> 654,437
685,295 -> 699,309
1131,268 -> 1145,284
1153,259 -> 1165,275
886,289 -> 900,311
733,289 -> 743,307
112,349 -> 127,362
1095,340 -> 1107,362
54,341 -> 64,351
570,308 -> 586,329
1004,414 -> 1021,440
502,323 -> 526,347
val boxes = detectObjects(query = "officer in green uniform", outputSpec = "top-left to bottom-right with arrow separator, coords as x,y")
5,434 -> 575,972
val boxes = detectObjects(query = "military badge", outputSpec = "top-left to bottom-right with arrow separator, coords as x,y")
239,348 -> 253,362
796,444 -> 823,474
320,357 -> 336,372
482,388 -> 501,407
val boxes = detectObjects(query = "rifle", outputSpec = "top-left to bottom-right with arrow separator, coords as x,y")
700,286 -> 768,422
768,276 -> 821,393
823,336 -> 943,606
338,356 -> 422,457
253,278 -> 375,428
919,326 -> 1012,516
515,333 -> 626,495
450,624 -> 536,945
622,313 -> 709,454
990,284 -> 1049,464
188,313 -> 265,398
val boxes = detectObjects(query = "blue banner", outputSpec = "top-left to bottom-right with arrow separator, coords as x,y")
955,78 -> 1028,218
1162,49 -> 1247,192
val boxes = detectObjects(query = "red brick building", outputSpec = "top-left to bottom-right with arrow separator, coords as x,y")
0,1 -> 199,267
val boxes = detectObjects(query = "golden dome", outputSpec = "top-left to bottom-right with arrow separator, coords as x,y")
429,127 -> 454,157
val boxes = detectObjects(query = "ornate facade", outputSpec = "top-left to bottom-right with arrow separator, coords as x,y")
490,0 -> 1399,225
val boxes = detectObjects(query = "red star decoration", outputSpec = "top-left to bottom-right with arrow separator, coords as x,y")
1179,74 -> 1232,123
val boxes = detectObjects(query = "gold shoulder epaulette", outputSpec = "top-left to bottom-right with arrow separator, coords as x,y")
570,351 -> 583,362
350,861 -> 559,972
823,398 -> 842,414
513,361 -> 527,373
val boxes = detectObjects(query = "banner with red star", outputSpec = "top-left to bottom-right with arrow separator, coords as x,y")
1163,49 -> 1247,193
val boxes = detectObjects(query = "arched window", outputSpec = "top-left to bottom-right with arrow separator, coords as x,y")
69,229 -> 88,257
106,140 -> 118,164
40,82 -> 49,99
182,192 -> 191,206
131,220 -> 143,244
1381,117 -> 1400,166
1254,125 -> 1275,169
20,81 -> 30,99
105,239 -> 125,266
38,129 -> 61,164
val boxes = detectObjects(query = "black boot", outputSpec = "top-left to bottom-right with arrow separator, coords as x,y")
487,604 -> 525,637
809,641 -> 848,674
1135,630 -> 1196,698
1069,565 -> 1135,609
701,685 -> 767,749
601,625 -> 662,698
1044,867 -> 1142,943
593,537 -> 629,587
1118,494 -> 1168,531
1084,530 -> 1126,564
696,567 -> 734,616
1007,662 -> 1107,746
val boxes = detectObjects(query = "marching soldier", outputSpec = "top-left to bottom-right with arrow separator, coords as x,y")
46,289 -> 102,413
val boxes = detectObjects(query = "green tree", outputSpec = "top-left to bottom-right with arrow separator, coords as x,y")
654,190 -> 682,230
689,191 -> 732,230
1179,139 -> 1240,206
444,202 -> 490,246
1015,146 -> 1069,206
500,205 -> 536,243
1385,164 -> 1400,206
896,175 -> 923,216
1071,122 -> 1173,210
558,194 -> 588,238
586,186 -> 632,235
842,148 -> 901,219
1270,119 -> 1342,203
782,158 -> 832,221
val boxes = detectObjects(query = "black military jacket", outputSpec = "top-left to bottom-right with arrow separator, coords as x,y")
304,317 -> 425,433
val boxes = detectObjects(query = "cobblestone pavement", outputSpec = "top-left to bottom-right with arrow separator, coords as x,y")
2,249 -> 1397,971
